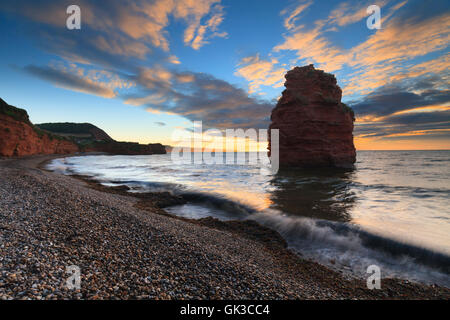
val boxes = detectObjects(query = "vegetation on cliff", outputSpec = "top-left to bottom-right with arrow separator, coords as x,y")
36,122 -> 113,142
0,98 -> 166,157
37,122 -> 166,155
0,99 -> 79,157
0,98 -> 32,125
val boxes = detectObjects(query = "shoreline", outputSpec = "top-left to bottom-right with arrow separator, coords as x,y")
0,154 -> 449,299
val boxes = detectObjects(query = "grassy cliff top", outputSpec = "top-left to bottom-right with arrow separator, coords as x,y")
0,98 -> 32,125
36,122 -> 113,141
36,122 -> 99,134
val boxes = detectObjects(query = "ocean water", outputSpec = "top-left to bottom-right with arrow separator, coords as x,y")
47,151 -> 450,287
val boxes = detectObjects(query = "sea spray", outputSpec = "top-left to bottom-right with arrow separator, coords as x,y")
250,210 -> 450,286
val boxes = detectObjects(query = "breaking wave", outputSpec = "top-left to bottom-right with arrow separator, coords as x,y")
164,191 -> 450,286
46,153 -> 450,287
250,210 -> 450,286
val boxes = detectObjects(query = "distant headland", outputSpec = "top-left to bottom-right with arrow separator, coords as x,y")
0,98 -> 166,157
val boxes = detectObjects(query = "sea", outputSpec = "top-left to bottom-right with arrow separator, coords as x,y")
47,150 -> 450,287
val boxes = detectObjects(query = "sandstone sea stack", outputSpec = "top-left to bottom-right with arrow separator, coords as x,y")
269,65 -> 356,168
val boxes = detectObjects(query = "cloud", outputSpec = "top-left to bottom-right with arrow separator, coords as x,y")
273,1 -> 393,72
274,0 -> 450,96
125,92 -> 168,107
326,0 -> 388,27
351,74 -> 450,141
5,0 -> 449,148
168,55 -> 181,64
4,1 -> 270,132
186,4 -> 228,50
235,55 -> 286,93
0,0 -> 227,57
23,63 -> 134,98
126,68 -> 274,129
389,54 -> 450,85
155,121 -> 166,126
350,76 -> 450,118
349,12 -> 450,69
90,35 -> 150,59
281,0 -> 313,30
136,66 -> 173,89
182,1 -> 222,45
355,110 -> 450,140
274,25 -> 349,72
176,73 -> 196,83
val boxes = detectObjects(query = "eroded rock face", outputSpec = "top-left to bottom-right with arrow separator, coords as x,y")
269,65 -> 356,168
0,113 -> 79,157
0,98 -> 167,157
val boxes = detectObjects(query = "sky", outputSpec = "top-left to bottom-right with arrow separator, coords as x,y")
0,0 -> 449,150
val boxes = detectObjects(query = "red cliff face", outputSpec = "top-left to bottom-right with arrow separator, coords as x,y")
269,65 -> 356,168
0,114 -> 79,157
0,98 -> 167,157
0,98 -> 79,157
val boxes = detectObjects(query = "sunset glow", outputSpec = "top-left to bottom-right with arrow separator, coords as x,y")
0,0 -> 448,150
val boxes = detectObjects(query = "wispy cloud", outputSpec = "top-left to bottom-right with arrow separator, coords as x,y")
186,4 -> 228,50
326,0 -> 388,28
267,0 -> 450,145
274,25 -> 349,72
235,55 -> 286,93
349,13 -> 449,69
168,55 -> 181,64
350,78 -> 450,118
238,1 -> 416,95
124,67 -> 274,129
351,73 -> 450,144
281,0 -> 313,30
3,0 -> 271,131
1,0 -> 227,57
3,0 -> 449,148
275,0 -> 450,96
90,35 -> 150,59
136,66 -> 173,89
23,63 -> 134,98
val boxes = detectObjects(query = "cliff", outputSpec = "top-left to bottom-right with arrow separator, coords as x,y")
36,122 -> 114,142
36,122 -> 166,155
0,99 -> 79,157
0,98 -> 167,157
84,141 -> 166,155
269,65 -> 356,168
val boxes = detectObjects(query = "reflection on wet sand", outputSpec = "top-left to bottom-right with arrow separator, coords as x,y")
269,167 -> 357,222
192,179 -> 273,211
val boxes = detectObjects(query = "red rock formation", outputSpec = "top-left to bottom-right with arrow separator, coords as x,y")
269,65 -> 356,168
0,113 -> 79,157
0,98 -> 166,157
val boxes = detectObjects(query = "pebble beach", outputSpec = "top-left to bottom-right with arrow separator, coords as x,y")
0,155 -> 449,300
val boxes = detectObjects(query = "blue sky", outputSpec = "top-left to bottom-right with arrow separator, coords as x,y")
0,0 -> 449,149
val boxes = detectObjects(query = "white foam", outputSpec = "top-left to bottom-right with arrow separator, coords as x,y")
250,210 -> 450,287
